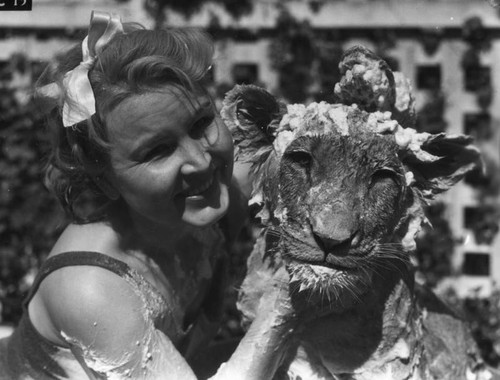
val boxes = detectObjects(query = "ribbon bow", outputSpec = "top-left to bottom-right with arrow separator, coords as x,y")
62,10 -> 124,127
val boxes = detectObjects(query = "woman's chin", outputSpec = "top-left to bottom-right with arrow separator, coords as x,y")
181,182 -> 230,227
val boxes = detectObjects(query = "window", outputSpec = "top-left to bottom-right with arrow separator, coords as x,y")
464,66 -> 490,92
465,167 -> 490,188
416,65 -> 441,90
232,63 -> 258,85
463,206 -> 499,245
464,113 -> 492,140
464,206 -> 483,230
415,92 -> 446,133
462,252 -> 490,276
0,61 -> 12,82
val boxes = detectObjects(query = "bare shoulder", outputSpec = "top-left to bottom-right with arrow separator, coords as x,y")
31,262 -> 198,379
49,222 -> 122,258
37,263 -> 148,354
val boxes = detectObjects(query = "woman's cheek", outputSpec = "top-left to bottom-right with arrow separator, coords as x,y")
117,165 -> 177,208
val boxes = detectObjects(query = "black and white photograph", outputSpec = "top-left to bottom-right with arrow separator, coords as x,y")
0,1 -> 499,379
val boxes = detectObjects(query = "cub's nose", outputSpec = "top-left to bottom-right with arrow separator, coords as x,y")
312,231 -> 352,256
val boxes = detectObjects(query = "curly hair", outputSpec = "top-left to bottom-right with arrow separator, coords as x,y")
38,24 -> 214,222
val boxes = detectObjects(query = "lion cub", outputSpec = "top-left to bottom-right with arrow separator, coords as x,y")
222,46 -> 495,379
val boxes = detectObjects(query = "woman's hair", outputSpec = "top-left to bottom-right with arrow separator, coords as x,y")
38,24 -> 214,222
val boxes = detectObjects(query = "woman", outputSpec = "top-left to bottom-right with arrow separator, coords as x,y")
0,11 -> 296,379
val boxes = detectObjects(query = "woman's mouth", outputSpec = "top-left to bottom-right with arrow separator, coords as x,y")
180,169 -> 224,204
184,176 -> 214,197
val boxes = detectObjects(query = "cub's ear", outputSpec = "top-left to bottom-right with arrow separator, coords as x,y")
220,84 -> 285,164
399,132 -> 482,200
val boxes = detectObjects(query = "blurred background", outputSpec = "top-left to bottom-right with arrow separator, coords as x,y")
0,0 -> 499,368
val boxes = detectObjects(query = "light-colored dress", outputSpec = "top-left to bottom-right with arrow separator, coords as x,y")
0,227 -> 227,380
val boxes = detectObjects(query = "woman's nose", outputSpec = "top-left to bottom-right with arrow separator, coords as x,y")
180,139 -> 212,175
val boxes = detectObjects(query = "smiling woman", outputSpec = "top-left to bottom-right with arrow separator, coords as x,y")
0,11 -> 299,380
104,87 -> 233,230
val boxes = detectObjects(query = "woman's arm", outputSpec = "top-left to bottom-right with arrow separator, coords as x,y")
36,263 -> 296,379
210,268 -> 297,380
36,264 -> 196,379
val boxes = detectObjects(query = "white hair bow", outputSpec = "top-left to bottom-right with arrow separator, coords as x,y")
41,11 -> 124,127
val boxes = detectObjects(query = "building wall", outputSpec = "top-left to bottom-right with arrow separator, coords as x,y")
214,38 -> 278,89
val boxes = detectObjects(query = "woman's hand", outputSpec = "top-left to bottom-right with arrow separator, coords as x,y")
256,265 -> 297,324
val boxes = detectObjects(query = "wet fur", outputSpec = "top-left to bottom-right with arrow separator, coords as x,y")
223,47 -> 492,379
237,130 -> 485,378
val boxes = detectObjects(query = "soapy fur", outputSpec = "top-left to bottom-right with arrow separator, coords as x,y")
222,46 -> 492,379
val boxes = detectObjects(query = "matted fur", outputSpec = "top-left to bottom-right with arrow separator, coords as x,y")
222,46 -> 495,379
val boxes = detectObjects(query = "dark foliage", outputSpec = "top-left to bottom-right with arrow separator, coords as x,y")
415,202 -> 454,288
440,287 -> 500,368
415,91 -> 447,134
315,40 -> 343,103
145,0 -> 253,28
420,29 -> 443,56
416,201 -> 500,368
269,10 -> 316,103
269,9 -> 345,104
463,289 -> 500,367
0,56 -> 66,324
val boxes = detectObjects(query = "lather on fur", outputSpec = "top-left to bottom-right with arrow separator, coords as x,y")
221,46 -> 496,379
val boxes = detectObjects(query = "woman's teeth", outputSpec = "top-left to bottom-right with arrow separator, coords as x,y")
185,176 -> 214,197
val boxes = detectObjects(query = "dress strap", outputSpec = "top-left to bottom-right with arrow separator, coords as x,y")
23,251 -> 131,307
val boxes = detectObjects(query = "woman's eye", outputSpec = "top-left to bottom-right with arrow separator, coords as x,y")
143,144 -> 175,161
191,115 -> 215,139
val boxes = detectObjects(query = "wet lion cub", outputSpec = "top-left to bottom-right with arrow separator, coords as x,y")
222,46 -> 495,380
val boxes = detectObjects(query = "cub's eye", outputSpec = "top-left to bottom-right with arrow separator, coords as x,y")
370,169 -> 400,187
286,150 -> 312,167
191,115 -> 215,139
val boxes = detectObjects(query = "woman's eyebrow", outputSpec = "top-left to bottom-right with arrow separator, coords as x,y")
126,96 -> 214,154
129,129 -> 174,156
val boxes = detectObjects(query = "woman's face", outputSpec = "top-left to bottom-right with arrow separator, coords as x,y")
104,85 -> 234,230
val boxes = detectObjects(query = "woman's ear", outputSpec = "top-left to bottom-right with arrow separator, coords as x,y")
93,174 -> 120,201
